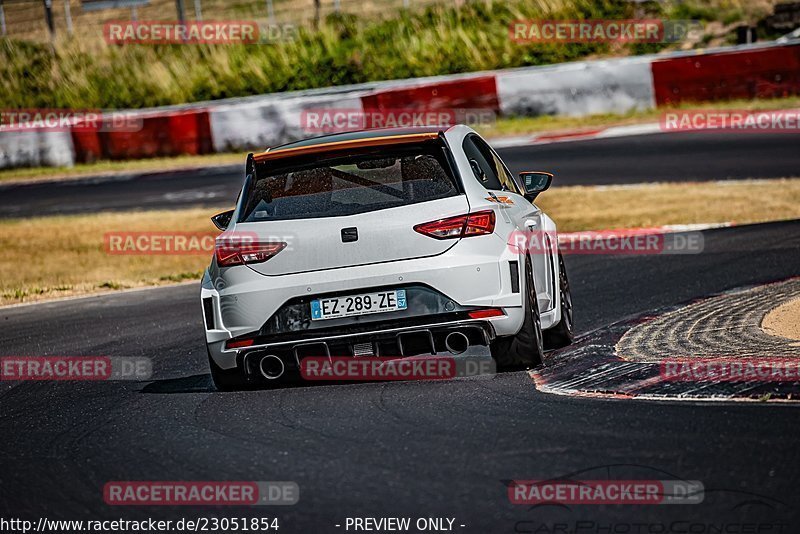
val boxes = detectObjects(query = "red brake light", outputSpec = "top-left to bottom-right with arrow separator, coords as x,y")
414,210 -> 496,240
468,308 -> 505,319
215,241 -> 286,267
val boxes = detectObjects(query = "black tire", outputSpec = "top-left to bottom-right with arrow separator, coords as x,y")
490,257 -> 544,370
543,252 -> 574,350
207,347 -> 247,391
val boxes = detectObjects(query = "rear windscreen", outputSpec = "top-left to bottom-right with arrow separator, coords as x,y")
239,144 -> 460,222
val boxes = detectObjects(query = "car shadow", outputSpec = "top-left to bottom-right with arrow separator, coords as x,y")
140,374 -> 216,394
140,354 -> 506,394
139,373 -> 333,394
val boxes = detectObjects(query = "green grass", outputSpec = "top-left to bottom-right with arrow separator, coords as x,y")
0,0 -> 771,110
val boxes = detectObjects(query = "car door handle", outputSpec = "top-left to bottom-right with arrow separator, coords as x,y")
525,219 -> 538,229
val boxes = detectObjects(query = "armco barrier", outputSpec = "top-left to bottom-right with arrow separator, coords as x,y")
652,45 -> 800,105
360,75 -> 499,112
0,130 -> 75,168
71,109 -> 212,163
208,92 -> 366,152
495,56 -> 655,117
3,41 -> 800,169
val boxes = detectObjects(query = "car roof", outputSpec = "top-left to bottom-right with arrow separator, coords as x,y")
253,127 -> 445,163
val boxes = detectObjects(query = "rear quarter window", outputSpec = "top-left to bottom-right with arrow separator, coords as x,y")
462,134 -> 519,194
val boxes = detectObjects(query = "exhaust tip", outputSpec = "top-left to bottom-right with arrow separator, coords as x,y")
259,354 -> 285,380
445,331 -> 469,355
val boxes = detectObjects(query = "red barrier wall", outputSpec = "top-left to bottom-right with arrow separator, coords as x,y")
71,109 -> 212,163
361,75 -> 499,112
652,45 -> 800,106
70,128 -> 103,163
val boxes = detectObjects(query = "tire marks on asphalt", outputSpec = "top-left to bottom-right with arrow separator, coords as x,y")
616,278 -> 800,361
532,278 -> 800,401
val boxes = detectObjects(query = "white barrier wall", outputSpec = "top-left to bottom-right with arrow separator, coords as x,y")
209,92 -> 367,152
496,56 -> 656,117
0,130 -> 75,169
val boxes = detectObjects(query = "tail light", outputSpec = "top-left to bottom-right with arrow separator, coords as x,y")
215,241 -> 286,267
414,210 -> 496,240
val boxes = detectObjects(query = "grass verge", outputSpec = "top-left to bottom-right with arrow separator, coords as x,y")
538,178 -> 800,231
2,178 -> 799,306
0,207 -> 220,306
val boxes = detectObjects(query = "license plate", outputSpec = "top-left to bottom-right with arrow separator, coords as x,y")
310,290 -> 407,321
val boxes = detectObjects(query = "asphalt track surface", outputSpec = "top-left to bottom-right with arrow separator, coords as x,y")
2,220 -> 799,530
2,131 -> 799,218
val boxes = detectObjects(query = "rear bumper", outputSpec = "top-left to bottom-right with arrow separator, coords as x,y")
216,318 -> 495,379
202,233 -> 544,370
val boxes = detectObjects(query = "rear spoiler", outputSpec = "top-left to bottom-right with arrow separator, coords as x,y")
253,132 -> 442,163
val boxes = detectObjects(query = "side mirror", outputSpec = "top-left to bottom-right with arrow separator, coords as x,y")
519,171 -> 553,201
211,209 -> 234,231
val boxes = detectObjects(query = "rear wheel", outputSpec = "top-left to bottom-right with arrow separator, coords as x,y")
491,257 -> 544,370
207,347 -> 247,391
543,252 -> 574,350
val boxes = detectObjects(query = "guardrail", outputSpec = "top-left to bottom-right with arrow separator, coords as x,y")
1,40 -> 799,169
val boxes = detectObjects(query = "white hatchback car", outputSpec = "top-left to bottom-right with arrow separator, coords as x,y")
201,125 -> 573,390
